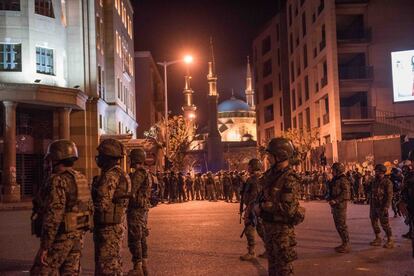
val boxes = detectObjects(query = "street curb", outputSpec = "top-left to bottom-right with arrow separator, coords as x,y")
0,204 -> 32,212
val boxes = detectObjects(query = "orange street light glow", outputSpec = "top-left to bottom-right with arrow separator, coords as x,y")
184,55 -> 193,64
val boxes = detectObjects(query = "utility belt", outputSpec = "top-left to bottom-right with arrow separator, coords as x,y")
94,204 -> 126,225
260,210 -> 286,224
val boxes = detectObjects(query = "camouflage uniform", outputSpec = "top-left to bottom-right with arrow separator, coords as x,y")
92,165 -> 131,275
194,174 -> 203,200
205,174 -> 217,201
128,167 -> 151,275
240,171 -> 265,260
230,172 -> 241,202
327,172 -> 351,252
369,173 -> 393,247
222,173 -> 232,202
185,175 -> 194,201
31,169 -> 92,275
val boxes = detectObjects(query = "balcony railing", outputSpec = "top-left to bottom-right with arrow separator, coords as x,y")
336,0 -> 369,4
338,65 -> 373,80
337,28 -> 372,43
340,106 -> 375,120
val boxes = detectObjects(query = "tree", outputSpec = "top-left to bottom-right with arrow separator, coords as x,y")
282,128 -> 320,170
146,115 -> 195,171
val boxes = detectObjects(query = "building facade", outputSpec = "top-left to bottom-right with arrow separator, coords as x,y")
0,0 -> 137,202
254,0 -> 414,162
134,51 -> 164,138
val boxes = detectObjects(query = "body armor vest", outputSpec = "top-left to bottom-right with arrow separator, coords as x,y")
129,168 -> 150,209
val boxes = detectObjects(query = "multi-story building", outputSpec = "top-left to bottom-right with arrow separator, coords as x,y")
134,51 -> 164,138
0,0 -> 136,202
254,0 -> 414,162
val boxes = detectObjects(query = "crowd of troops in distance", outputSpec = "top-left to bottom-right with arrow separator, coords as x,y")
28,136 -> 414,276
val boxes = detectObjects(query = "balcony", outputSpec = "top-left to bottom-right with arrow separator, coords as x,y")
338,65 -> 373,80
336,0 -> 369,3
340,106 -> 375,120
337,28 -> 372,43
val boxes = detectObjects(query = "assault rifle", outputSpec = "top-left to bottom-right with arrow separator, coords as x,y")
240,206 -> 258,238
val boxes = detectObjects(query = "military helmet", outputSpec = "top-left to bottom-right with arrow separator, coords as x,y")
248,158 -> 262,171
331,162 -> 345,175
129,148 -> 146,165
374,164 -> 387,173
45,139 -> 78,162
97,138 -> 125,158
266,137 -> 296,163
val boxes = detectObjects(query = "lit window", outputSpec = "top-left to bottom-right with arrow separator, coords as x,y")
0,0 -> 20,11
35,0 -> 55,18
0,44 -> 22,71
36,47 -> 54,75
60,0 -> 67,26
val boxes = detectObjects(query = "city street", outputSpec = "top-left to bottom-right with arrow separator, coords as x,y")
0,201 -> 413,276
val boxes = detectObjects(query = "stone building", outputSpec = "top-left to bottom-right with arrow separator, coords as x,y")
253,0 -> 414,164
0,0 -> 137,202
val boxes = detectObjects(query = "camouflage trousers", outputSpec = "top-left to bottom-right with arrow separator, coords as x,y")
127,208 -> 149,265
30,232 -> 84,276
93,224 -> 125,276
331,205 -> 350,244
370,207 -> 392,237
244,219 -> 265,253
263,222 -> 297,276
206,185 -> 216,201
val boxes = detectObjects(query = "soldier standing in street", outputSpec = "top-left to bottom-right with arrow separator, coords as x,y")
240,158 -> 266,261
127,148 -> 151,276
206,172 -> 217,201
254,137 -> 305,276
327,162 -> 351,253
222,171 -> 232,202
31,140 -> 93,275
368,164 -> 394,249
169,172 -> 178,203
177,172 -> 186,202
185,173 -> 194,201
92,138 -> 131,275
194,173 -> 203,200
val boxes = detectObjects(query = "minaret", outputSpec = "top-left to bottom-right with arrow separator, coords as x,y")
182,73 -> 196,139
245,56 -> 255,109
206,37 -> 223,172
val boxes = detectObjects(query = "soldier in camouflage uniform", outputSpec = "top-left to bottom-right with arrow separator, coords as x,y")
194,173 -> 203,200
127,148 -> 151,276
205,172 -> 217,201
222,171 -> 232,202
92,139 -> 131,275
240,158 -> 266,261
254,137 -> 305,276
368,164 -> 394,249
168,172 -> 178,203
31,140 -> 93,275
327,162 -> 351,253
185,173 -> 194,201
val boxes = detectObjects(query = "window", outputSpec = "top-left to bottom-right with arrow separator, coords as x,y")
265,127 -> 274,140
118,122 -> 122,133
302,12 -> 307,37
279,97 -> 283,116
304,75 -> 309,100
303,44 -> 308,68
297,83 -> 302,106
264,104 -> 274,123
262,36 -> 271,55
0,0 -> 20,11
277,48 -> 280,66
298,113 -> 303,130
262,59 -> 272,77
263,82 -> 273,100
289,33 -> 293,54
305,108 -> 311,130
278,73 -> 281,90
0,44 -> 21,71
98,65 -> 102,97
35,0 -> 55,18
276,24 -> 280,41
117,78 -> 121,98
290,61 -> 295,82
292,89 -> 296,111
99,114 -> 103,129
36,47 -> 54,75
288,5 -> 292,26
293,116 -> 297,128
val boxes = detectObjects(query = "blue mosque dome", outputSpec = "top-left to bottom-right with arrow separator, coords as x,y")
218,96 -> 250,113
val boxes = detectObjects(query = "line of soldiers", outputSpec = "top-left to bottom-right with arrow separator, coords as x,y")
30,138 -> 153,276
153,170 -> 245,203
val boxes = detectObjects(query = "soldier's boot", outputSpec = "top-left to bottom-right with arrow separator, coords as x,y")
142,258 -> 149,276
128,262 -> 144,276
369,235 -> 382,246
334,243 -> 351,253
383,237 -> 394,249
240,248 -> 256,261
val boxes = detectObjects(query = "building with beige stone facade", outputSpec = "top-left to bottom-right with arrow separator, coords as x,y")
254,0 -> 414,165
0,0 -> 136,202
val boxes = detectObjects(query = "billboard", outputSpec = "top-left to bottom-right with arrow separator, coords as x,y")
391,50 -> 414,102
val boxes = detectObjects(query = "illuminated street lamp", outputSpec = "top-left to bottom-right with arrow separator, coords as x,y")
157,55 -> 193,161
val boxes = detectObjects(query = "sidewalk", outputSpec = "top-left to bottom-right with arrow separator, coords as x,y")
0,199 -> 32,211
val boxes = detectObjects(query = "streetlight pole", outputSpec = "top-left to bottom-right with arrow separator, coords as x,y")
157,55 -> 193,168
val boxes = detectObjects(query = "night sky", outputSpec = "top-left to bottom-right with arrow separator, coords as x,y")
132,0 -> 279,125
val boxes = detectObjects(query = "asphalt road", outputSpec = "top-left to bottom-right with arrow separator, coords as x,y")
0,200 -> 413,276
